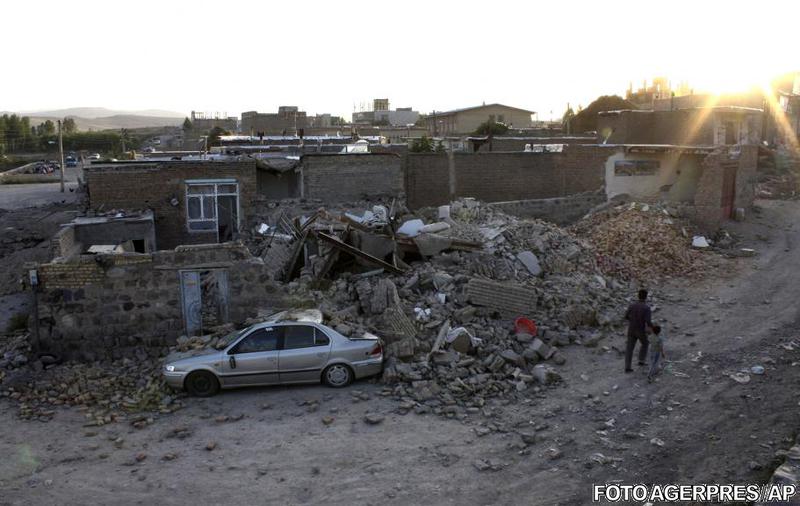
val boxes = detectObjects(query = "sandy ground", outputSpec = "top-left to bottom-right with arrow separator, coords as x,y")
1,200 -> 800,505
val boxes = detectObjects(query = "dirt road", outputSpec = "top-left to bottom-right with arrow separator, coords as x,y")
1,200 -> 799,505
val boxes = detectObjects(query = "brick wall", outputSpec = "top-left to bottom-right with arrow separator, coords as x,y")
35,243 -> 284,360
301,153 -> 404,202
692,145 -> 758,229
406,145 -> 609,209
85,161 -> 257,250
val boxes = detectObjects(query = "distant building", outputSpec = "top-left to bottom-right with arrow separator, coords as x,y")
241,106 -> 308,135
352,98 -> 420,126
625,77 -> 694,109
424,103 -> 535,135
189,111 -> 238,133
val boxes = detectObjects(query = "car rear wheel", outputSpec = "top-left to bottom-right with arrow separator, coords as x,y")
185,371 -> 220,397
322,364 -> 353,388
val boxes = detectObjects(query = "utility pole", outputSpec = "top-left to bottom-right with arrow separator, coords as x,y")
57,119 -> 65,193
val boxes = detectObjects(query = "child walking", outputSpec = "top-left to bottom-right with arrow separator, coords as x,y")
647,324 -> 665,383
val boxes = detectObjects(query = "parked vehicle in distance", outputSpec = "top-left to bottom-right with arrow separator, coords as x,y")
65,156 -> 77,168
163,320 -> 384,396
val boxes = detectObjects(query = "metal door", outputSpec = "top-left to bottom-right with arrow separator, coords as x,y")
180,271 -> 202,336
279,325 -> 332,383
222,327 -> 280,387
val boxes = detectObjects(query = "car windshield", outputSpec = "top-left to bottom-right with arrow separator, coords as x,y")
217,327 -> 250,348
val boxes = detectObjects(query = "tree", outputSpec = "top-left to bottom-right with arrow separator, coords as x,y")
38,120 -> 56,136
182,117 -> 193,131
62,117 -> 77,134
207,126 -> 230,147
410,135 -> 435,153
561,107 -> 575,134
472,120 -> 509,136
570,95 -> 636,133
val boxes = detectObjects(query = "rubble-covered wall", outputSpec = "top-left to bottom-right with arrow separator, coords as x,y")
34,243 -> 283,360
487,192 -> 606,225
406,145 -> 609,209
85,161 -> 257,250
301,153 -> 404,202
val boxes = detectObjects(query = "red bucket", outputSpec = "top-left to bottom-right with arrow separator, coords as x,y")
514,317 -> 537,336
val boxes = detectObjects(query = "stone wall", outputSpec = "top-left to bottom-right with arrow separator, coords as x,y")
34,243 -> 284,360
405,145 -> 609,209
301,153 -> 404,202
84,161 -> 257,250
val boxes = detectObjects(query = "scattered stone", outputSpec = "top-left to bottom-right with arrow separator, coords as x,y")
363,413 -> 385,425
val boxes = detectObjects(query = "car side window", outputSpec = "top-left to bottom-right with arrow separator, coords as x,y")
231,328 -> 279,354
315,329 -> 330,346
283,325 -> 319,350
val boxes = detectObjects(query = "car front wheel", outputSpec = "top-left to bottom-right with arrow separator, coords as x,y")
322,364 -> 353,388
185,371 -> 220,397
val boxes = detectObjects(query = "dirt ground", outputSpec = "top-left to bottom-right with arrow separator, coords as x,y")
1,200 -> 800,505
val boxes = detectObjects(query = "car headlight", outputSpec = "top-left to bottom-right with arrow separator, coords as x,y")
165,365 -> 176,372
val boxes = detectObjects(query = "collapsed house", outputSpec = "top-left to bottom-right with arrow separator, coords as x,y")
27,122 -> 761,359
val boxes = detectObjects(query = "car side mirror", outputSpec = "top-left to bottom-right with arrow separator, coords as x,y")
229,355 -> 236,369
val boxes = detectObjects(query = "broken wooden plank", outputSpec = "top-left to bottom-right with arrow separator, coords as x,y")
314,231 -> 404,274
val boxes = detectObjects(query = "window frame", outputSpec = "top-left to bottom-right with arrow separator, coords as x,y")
185,179 -> 240,235
282,325 -> 328,350
228,327 -> 280,355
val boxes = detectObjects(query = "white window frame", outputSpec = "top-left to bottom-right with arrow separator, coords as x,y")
185,179 -> 240,236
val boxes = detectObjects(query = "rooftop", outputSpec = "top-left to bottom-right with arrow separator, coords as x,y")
426,103 -> 536,118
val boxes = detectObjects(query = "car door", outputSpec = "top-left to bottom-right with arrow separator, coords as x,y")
221,327 -> 281,387
278,325 -> 332,383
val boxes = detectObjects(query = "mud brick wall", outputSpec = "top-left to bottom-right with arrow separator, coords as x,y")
487,192 -> 606,225
51,226 -> 80,259
84,161 -> 257,250
35,243 -> 284,360
301,153 -> 404,202
691,145 -> 758,230
406,145 -> 609,210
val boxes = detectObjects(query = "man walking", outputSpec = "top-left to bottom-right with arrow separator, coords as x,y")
624,289 -> 652,373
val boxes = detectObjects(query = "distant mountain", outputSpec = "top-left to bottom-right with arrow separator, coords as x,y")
19,114 -> 184,131
11,107 -> 187,119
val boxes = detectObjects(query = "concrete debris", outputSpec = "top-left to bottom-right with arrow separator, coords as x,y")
516,251 -> 542,276
466,278 -> 538,317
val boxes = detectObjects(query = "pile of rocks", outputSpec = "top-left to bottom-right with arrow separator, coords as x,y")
0,331 -> 181,424
276,199 -> 632,412
572,202 -> 705,280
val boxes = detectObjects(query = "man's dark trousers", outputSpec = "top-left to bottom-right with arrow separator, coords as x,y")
625,333 -> 649,370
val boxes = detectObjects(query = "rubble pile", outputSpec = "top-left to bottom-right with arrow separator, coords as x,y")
0,334 -> 181,424
572,202 -> 704,280
268,198 -> 632,412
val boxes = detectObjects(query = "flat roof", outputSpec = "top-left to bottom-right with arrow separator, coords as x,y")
426,103 -> 535,118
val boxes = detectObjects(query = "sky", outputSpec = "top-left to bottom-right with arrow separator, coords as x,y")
3,0 -> 798,121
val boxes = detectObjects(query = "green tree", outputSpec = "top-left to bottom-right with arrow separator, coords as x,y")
472,120 -> 509,136
410,135 -> 435,153
182,117 -> 193,131
38,120 -> 56,136
570,95 -> 636,133
561,107 -> 575,134
62,117 -> 77,134
207,126 -> 230,147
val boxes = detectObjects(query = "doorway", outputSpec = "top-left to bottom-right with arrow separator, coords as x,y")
721,163 -> 737,219
180,269 -> 230,336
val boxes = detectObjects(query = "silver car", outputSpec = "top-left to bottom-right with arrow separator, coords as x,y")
163,321 -> 384,396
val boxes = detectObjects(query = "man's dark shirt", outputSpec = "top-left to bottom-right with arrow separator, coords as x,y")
625,301 -> 652,338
